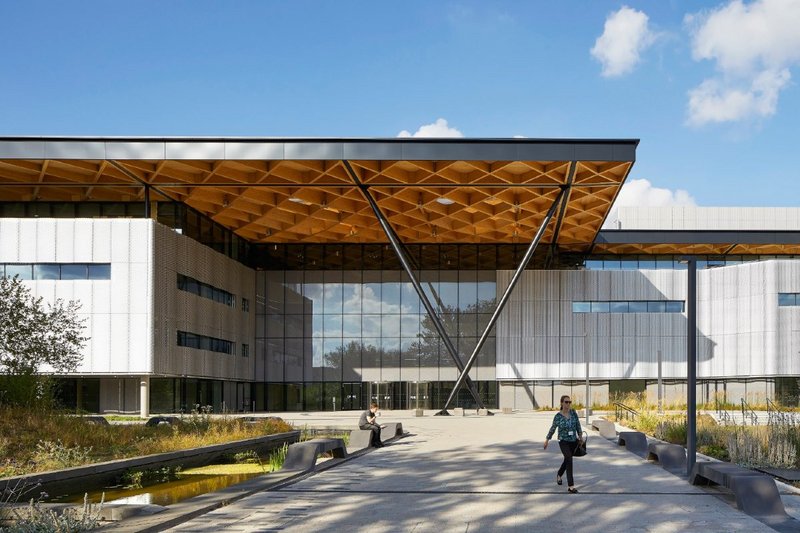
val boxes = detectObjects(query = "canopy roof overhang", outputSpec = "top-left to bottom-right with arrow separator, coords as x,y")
0,137 -> 637,252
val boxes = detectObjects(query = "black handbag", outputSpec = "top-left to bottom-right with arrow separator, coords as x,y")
573,431 -> 588,457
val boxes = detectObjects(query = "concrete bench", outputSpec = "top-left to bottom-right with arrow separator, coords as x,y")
348,422 -> 405,451
82,415 -> 110,426
591,419 -> 617,439
646,443 -> 686,474
282,438 -> 347,472
690,461 -> 791,520
617,431 -> 649,458
144,416 -> 181,427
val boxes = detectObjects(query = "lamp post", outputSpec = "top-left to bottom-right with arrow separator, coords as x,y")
683,257 -> 697,477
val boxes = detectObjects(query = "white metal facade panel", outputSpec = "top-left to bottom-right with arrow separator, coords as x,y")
616,206 -> 800,230
0,218 -> 155,376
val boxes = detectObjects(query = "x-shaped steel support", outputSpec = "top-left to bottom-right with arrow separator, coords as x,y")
343,161 -> 487,409
440,186 -> 568,413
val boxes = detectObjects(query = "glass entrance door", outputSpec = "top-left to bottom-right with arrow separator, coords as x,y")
342,382 -> 364,410
369,382 -> 394,410
406,381 -> 431,410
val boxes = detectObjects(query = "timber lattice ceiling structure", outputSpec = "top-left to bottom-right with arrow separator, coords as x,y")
0,138 -> 640,252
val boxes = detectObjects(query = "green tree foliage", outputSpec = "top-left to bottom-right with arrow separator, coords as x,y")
0,276 -> 88,404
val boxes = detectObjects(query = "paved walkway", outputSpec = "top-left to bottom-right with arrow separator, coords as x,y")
168,410 -> 800,532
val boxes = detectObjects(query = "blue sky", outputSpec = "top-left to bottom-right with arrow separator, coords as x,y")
1,1 -> 798,208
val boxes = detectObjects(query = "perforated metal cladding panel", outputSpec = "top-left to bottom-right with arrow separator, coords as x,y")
499,268 -> 691,380
0,218 -> 154,374
151,222 -> 256,380
497,260 -> 800,380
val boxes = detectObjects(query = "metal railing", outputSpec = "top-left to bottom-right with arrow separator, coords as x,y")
613,402 -> 639,422
740,398 -> 759,426
767,397 -> 799,427
715,399 -> 736,426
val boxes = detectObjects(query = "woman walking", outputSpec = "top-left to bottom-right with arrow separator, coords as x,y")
544,395 -> 583,493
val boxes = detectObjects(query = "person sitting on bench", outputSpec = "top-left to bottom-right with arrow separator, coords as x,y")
359,402 -> 384,448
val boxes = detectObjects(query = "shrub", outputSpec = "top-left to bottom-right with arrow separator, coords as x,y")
5,494 -> 103,532
32,440 -> 93,470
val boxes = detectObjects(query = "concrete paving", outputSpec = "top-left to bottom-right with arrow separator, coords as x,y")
166,410 -> 800,533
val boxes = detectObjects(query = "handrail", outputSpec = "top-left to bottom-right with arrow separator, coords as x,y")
715,398 -> 735,426
766,397 -> 798,427
740,398 -> 759,426
613,402 -> 639,422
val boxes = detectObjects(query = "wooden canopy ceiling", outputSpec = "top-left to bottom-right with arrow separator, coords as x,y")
0,138 -> 638,251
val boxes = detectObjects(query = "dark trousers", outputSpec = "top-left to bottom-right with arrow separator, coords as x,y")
360,423 -> 381,446
558,440 -> 578,486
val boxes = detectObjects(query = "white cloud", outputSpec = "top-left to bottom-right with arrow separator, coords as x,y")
591,6 -> 656,77
685,0 -> 800,126
397,118 -> 464,138
604,178 -> 696,228
687,68 -> 790,125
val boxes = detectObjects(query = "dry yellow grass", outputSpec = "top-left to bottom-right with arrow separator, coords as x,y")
0,407 -> 294,477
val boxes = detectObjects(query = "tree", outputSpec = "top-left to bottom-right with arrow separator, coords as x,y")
0,276 -> 88,405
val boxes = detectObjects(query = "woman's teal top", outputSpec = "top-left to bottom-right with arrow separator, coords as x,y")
546,409 -> 582,442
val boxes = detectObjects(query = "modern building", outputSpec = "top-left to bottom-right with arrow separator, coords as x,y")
0,137 -> 798,415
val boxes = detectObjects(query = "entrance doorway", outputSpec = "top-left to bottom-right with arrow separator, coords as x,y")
406,381 -> 431,410
369,382 -> 394,410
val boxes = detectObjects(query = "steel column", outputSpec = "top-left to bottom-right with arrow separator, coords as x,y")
686,258 -> 697,476
144,185 -> 151,218
441,187 -> 566,412
342,161 -> 486,410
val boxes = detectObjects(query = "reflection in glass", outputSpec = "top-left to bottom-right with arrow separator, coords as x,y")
324,283 -> 343,314
382,282 -> 401,313
6,264 -> 32,280
342,315 -> 361,337
438,271 -> 459,310
87,264 -> 110,280
610,302 -> 629,313
628,301 -> 648,313
33,264 -> 60,280
362,338 -> 381,369
323,314 -> 343,337
665,301 -> 685,313
61,264 -> 87,280
400,314 -> 420,338
311,314 -> 324,338
342,283 -> 361,314
400,281 -> 421,314
458,271 -> 477,311
362,315 -> 382,337
382,314 -> 401,338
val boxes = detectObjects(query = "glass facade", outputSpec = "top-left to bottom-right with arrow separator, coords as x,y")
255,269 -> 498,410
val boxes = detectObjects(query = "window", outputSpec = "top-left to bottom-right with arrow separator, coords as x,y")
87,264 -> 111,280
33,264 -> 60,280
177,330 -> 233,354
779,293 -> 799,307
5,264 -> 32,280
177,274 -> 235,307
241,344 -> 250,357
573,300 -> 685,313
242,298 -> 250,312
61,264 -> 88,280
1,263 -> 109,280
